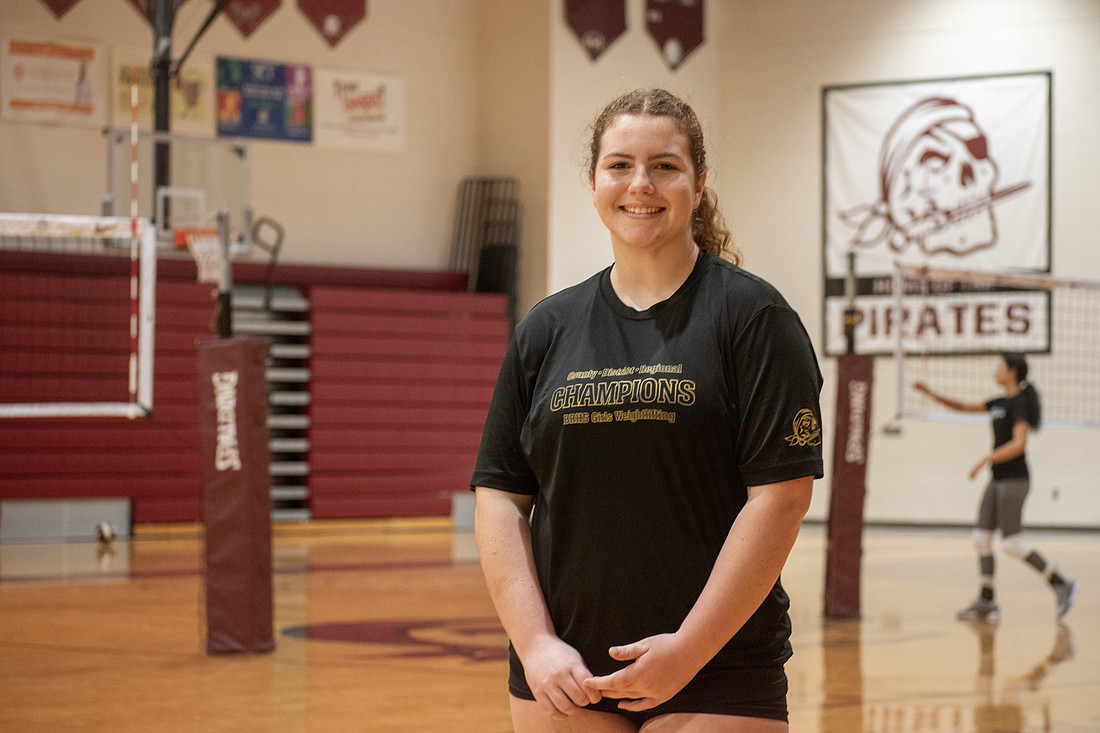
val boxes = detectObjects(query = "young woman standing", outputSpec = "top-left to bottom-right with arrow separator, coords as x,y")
915,353 -> 1078,622
472,89 -> 824,732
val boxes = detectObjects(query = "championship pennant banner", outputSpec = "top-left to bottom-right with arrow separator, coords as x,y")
645,0 -> 704,70
225,0 -> 282,37
298,0 -> 367,47
566,0 -> 626,61
39,0 -> 82,18
821,72 -> 1051,356
565,0 -> 704,70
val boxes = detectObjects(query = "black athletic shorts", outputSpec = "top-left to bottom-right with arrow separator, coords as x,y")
976,478 -> 1029,535
508,647 -> 789,725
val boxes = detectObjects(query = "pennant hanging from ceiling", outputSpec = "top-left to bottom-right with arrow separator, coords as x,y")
39,0 -> 83,18
225,0 -> 281,37
566,0 -> 626,62
125,0 -> 152,23
125,0 -> 191,25
298,0 -> 366,47
646,0 -> 704,71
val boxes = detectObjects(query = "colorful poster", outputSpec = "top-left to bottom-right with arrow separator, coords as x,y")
0,37 -> 107,126
216,56 -> 312,142
313,68 -> 403,151
645,0 -> 704,70
822,72 -> 1051,355
565,0 -> 626,62
112,50 -> 213,135
298,0 -> 367,47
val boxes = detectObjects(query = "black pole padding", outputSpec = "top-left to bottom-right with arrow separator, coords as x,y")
217,291 -> 233,339
151,0 -> 174,229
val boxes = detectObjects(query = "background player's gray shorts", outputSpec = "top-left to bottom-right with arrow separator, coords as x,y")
976,478 -> 1029,535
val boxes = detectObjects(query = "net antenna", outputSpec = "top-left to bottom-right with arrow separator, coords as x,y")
895,263 -> 1100,429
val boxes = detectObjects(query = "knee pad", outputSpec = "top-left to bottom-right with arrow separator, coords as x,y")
1001,533 -> 1032,560
971,529 -> 994,554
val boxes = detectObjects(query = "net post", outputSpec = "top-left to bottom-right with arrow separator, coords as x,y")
893,262 -> 905,421
215,209 -> 232,339
843,250 -> 858,355
136,222 -> 157,416
824,249 -> 874,620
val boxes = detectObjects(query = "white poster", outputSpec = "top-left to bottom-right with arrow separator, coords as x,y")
0,36 -> 107,126
111,49 -> 214,136
314,68 -> 404,151
822,72 -> 1051,356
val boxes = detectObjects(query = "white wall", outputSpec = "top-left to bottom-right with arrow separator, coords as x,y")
476,0 -> 550,317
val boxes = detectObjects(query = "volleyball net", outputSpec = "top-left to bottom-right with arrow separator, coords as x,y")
894,264 -> 1100,429
0,213 -> 157,419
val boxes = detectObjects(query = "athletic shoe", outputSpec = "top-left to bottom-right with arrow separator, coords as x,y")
1054,579 -> 1078,618
957,597 -> 1000,622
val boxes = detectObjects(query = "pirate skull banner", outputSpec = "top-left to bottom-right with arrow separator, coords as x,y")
822,72 -> 1051,356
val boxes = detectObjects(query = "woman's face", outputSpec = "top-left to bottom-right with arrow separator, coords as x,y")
995,357 -> 1014,387
589,114 -> 705,255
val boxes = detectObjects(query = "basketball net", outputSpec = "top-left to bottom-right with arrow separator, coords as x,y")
182,228 -> 224,285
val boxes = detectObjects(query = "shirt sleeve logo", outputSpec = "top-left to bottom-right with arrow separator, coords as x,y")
784,408 -> 822,447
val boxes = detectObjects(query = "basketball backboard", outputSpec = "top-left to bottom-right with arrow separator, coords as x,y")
102,129 -> 252,252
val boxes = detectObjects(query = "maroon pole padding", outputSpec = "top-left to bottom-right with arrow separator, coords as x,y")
198,336 -> 274,654
824,353 -> 874,619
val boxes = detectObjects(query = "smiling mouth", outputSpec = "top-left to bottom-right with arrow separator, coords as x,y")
621,205 -> 663,215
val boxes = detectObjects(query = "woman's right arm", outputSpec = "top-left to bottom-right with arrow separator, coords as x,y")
474,486 -> 600,718
912,381 -> 987,413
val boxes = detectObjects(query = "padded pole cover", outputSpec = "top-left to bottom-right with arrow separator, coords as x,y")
198,336 -> 274,654
824,354 -> 874,619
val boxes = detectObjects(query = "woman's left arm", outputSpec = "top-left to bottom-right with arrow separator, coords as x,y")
583,476 -> 813,711
970,420 -> 1029,480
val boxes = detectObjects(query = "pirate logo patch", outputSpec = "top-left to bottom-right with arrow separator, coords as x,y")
784,408 -> 822,447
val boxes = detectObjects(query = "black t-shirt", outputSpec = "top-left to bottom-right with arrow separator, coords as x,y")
471,251 -> 824,675
985,394 -> 1029,480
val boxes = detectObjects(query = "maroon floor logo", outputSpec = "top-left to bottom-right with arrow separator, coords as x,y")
283,618 -> 509,661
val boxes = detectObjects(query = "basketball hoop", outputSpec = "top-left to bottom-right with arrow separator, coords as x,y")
179,227 -> 223,285
178,212 -> 234,339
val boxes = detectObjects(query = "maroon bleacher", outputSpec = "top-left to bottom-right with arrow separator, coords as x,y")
0,251 -> 509,522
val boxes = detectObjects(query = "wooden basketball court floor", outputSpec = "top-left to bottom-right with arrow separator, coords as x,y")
1,518 -> 1096,732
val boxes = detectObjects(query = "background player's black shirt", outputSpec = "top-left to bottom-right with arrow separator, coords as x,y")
985,394 -> 1029,480
472,251 -> 824,676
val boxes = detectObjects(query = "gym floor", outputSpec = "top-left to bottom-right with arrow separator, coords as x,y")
1,520 -> 1096,732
